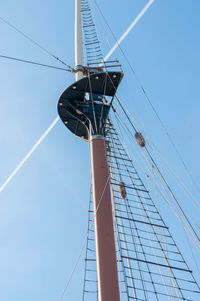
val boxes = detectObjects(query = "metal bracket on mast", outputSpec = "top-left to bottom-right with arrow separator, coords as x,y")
58,0 -> 123,141
57,71 -> 123,140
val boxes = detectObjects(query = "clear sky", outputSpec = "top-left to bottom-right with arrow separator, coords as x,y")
0,0 -> 200,300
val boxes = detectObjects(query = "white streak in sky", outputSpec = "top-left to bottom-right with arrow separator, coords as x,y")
103,0 -> 155,62
0,1 -> 154,192
0,117 -> 59,192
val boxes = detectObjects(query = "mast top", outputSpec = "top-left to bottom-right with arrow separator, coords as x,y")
75,0 -> 84,81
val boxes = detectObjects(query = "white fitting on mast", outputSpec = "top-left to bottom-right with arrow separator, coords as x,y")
75,0 -> 84,81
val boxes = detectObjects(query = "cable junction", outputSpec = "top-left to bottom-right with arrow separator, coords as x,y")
0,15 -> 73,70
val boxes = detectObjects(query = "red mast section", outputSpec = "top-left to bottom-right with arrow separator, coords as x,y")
58,69 -> 123,300
91,135 -> 120,300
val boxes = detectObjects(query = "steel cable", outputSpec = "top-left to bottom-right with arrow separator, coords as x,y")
0,15 -> 73,70
0,54 -> 72,72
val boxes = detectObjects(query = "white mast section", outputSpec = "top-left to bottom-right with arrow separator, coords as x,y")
75,0 -> 84,81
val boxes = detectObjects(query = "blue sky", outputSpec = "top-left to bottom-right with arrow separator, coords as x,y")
0,0 -> 200,300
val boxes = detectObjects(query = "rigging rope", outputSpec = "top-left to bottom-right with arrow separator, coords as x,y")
81,0 -> 103,64
0,54 -> 72,72
98,73 -> 200,251
0,15 -> 73,70
138,126 -> 200,212
113,96 -> 200,246
114,97 -> 200,214
93,0 -> 200,195
93,0 -> 155,63
146,147 -> 200,244
109,133 -> 153,301
112,110 -> 200,252
106,123 -> 200,300
184,228 -> 200,277
82,184 -> 97,300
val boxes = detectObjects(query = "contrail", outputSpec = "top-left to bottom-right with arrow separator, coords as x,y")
0,117 -> 59,192
0,1 -> 154,192
103,0 -> 155,62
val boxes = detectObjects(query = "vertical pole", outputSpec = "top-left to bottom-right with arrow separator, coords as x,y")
91,135 -> 120,301
75,0 -> 84,81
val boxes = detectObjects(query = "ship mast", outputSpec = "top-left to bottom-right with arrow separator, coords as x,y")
57,1 -> 200,300
74,1 -> 120,300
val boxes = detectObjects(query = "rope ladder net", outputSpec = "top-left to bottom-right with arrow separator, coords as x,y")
81,0 -> 103,66
82,122 -> 200,301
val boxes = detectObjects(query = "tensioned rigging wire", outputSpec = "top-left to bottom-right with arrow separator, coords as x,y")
0,54 -> 72,72
113,95 -> 200,243
96,69 -> 200,251
92,0 -> 200,195
88,0 -> 119,65
108,134 -> 151,301
151,142 -> 200,212
184,228 -> 200,276
108,118 -> 200,298
144,174 -> 182,299
108,122 -> 200,290
107,125 -> 200,299
82,184 -> 98,300
123,102 -> 200,213
0,15 -> 73,70
113,105 -> 200,247
99,69 -> 200,249
113,96 -> 200,213
109,139 -> 140,301
146,147 -> 200,244
81,0 -> 103,65
114,112 -> 200,266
